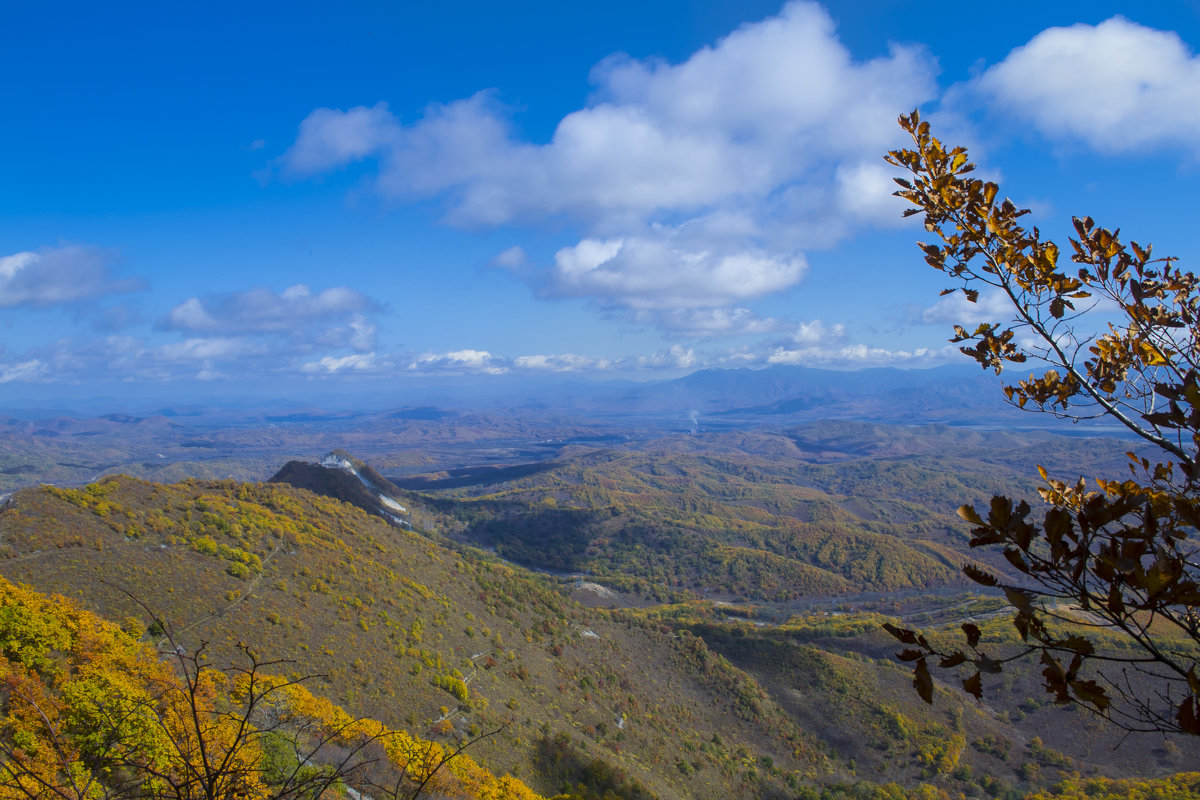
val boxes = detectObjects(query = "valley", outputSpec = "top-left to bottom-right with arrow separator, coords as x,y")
0,366 -> 1193,800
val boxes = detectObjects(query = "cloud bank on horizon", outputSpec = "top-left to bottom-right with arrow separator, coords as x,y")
4,3 -> 1200,390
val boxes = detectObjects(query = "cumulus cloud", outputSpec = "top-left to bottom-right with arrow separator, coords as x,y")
974,17 -> 1200,154
696,317 -> 949,367
549,234 -> 806,309
513,353 -> 613,372
0,334 -> 276,385
301,353 -> 380,374
409,349 -> 509,375
406,346 -> 701,375
0,245 -> 142,309
633,345 -> 698,370
278,1 -> 936,322
0,324 -> 958,384
745,318 -> 948,365
789,319 -> 846,344
166,284 -> 372,332
164,285 -> 379,351
833,161 -> 911,225
512,347 -> 702,372
280,103 -> 401,176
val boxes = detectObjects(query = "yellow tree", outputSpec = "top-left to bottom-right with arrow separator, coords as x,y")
882,111 -> 1200,735
0,577 -> 539,800
0,580 -> 372,800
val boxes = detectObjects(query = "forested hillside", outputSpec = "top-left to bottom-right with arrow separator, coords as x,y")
395,423 -> 1137,605
0,477 -> 834,799
0,461 -> 1195,799
0,575 -> 542,800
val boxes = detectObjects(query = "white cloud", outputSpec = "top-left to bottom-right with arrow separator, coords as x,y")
0,245 -> 142,309
280,102 -> 400,176
789,319 -> 846,344
155,337 -> 264,362
513,353 -> 613,371
974,17 -> 1200,153
834,161 -> 910,224
301,353 -> 380,374
0,284 -> 386,382
765,343 -> 945,366
0,359 -> 48,383
633,345 -> 697,370
164,284 -> 378,351
759,318 -> 951,366
921,289 -> 1015,325
0,334 -> 274,385
549,234 -> 806,309
405,346 -> 701,375
166,284 -> 372,332
0,325 -> 959,384
347,316 -> 376,351
279,1 -> 937,321
494,246 -> 527,269
307,314 -> 377,352
630,307 -> 786,337
703,317 -> 954,367
409,349 -> 509,375
167,298 -> 216,329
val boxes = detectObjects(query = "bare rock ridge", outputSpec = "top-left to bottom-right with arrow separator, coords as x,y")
268,449 -> 410,527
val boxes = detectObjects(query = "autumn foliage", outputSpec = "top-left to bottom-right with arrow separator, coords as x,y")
883,111 -> 1200,735
0,576 -> 541,800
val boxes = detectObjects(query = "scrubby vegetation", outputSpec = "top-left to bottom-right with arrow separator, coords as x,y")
0,476 -> 842,799
0,574 -> 542,800
0,427 -> 1193,799
417,447 -> 971,602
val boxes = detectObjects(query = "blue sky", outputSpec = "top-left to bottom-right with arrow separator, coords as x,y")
4,1 -> 1200,404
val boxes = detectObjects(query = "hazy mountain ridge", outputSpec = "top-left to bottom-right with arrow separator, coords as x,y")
0,364 -> 1116,495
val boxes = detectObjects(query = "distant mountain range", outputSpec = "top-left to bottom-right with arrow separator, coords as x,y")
0,363 -> 1019,427
0,361 -> 1141,500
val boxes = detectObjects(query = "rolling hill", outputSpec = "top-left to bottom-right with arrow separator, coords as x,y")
0,462 -> 1195,798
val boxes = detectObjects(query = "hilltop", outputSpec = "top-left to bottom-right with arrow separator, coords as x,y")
269,450 -> 412,526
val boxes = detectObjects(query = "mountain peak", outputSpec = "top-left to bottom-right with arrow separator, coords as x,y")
319,452 -> 355,470
269,451 -> 409,526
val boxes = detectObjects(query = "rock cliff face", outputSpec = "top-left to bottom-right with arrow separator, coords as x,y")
269,450 -> 410,527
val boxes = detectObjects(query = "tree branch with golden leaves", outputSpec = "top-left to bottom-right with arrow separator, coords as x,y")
883,111 -> 1200,736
